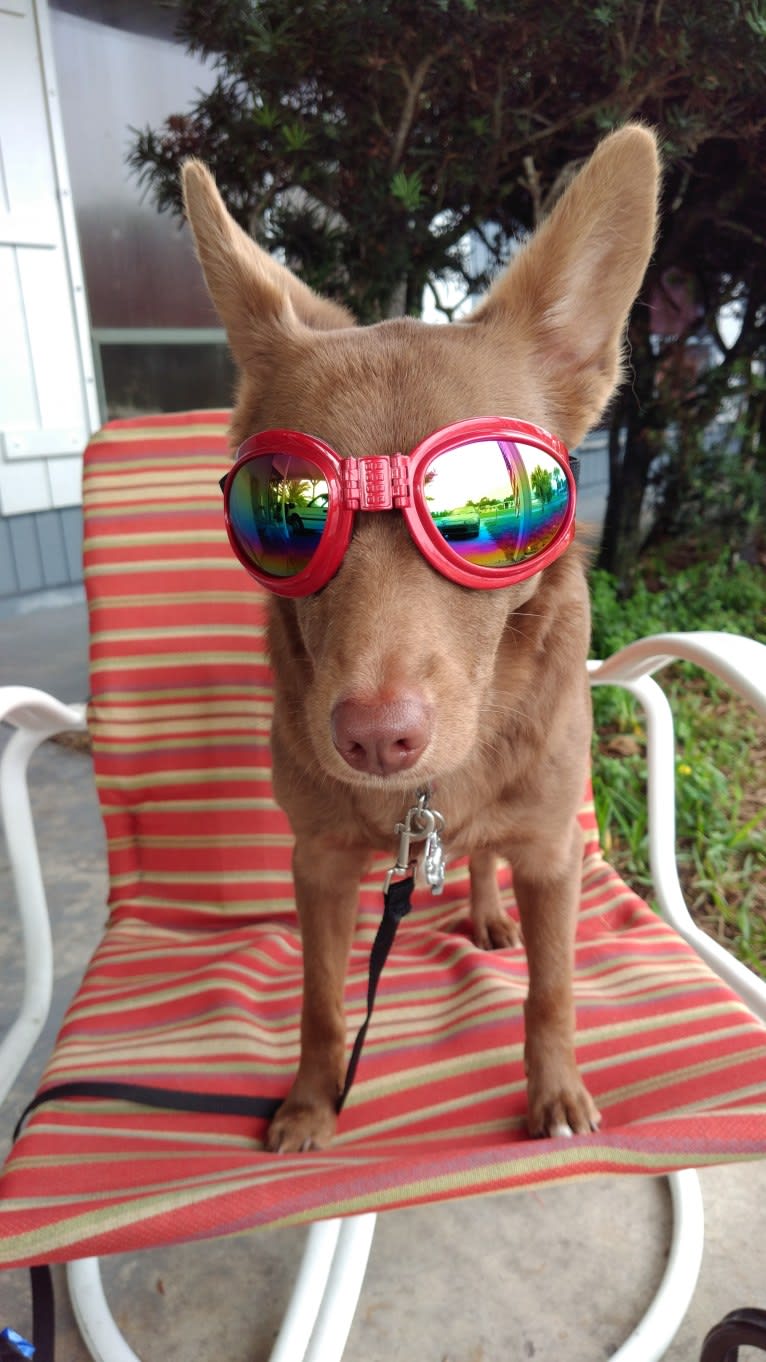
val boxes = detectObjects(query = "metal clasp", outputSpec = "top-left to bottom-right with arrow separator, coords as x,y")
384,788 -> 446,895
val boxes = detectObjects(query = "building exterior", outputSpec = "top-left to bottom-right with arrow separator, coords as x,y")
0,0 -> 231,602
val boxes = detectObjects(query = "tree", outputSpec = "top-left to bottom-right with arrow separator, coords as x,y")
600,128 -> 766,583
129,0 -> 766,585
531,466 -> 553,506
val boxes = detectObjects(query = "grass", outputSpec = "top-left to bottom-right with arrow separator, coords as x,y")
589,547 -> 766,977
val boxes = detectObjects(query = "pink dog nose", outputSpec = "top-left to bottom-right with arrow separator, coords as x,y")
331,693 -> 433,777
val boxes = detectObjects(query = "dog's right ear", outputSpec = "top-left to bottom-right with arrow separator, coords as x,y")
469,125 -> 660,443
181,160 -> 353,365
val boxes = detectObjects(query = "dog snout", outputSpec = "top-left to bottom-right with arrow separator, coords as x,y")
331,692 -> 433,777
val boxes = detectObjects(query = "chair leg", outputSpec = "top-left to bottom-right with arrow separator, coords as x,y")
608,1169 -> 705,1362
301,1214 -> 377,1362
66,1214 -> 378,1362
66,1259 -> 141,1362
66,1176 -> 702,1362
268,1217 -> 349,1362
700,1308 -> 766,1362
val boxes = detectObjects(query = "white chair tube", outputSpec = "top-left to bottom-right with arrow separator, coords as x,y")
0,692 -> 86,1101
638,674 -> 766,1022
268,1218 -> 343,1362
66,1219 -> 374,1362
589,666 -> 766,1023
18,652 -> 763,1360
67,1259 -> 143,1362
590,632 -> 766,718
0,687 -> 88,736
609,1170 -> 705,1362
303,1213 -> 377,1362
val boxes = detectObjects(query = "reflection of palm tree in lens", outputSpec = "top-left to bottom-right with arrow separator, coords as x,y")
530,465 -> 554,504
284,478 -> 311,509
284,477 -> 325,511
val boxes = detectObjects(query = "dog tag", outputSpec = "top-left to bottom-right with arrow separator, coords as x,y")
424,826 -> 446,894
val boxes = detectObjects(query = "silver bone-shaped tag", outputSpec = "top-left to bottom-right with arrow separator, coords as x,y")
423,826 -> 446,894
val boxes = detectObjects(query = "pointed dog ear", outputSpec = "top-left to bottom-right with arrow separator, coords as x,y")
472,125 -> 661,436
181,159 -> 354,366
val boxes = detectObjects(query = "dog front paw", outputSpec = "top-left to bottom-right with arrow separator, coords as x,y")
473,907 -> 522,951
527,1065 -> 601,1139
266,1097 -> 338,1153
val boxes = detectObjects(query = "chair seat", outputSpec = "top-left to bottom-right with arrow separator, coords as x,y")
2,411 -> 765,1272
2,841 -> 766,1268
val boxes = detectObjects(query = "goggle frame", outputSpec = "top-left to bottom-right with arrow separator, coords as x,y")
220,416 -> 577,597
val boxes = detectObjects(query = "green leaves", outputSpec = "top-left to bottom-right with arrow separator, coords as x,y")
745,2 -> 766,37
281,121 -> 312,152
390,169 -> 424,211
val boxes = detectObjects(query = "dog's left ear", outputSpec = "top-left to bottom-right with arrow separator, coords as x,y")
472,124 -> 660,439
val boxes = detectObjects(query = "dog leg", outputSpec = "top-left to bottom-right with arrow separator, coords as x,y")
511,823 -> 600,1138
266,838 -> 368,1154
469,850 -> 521,949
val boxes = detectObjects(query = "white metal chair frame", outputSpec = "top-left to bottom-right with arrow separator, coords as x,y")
1,630 -> 765,1362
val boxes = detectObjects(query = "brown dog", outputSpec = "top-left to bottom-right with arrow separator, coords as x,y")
182,125 -> 660,1153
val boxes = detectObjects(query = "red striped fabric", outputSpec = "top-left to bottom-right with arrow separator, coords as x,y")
1,410 -> 765,1269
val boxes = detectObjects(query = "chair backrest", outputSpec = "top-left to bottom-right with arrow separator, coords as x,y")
83,410 -> 603,935
83,410 -> 299,930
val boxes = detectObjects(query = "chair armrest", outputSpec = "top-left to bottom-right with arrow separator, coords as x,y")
0,685 -> 87,736
0,687 -> 88,1104
588,631 -> 766,718
588,633 -> 766,1023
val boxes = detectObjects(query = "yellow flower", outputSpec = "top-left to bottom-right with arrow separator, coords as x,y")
678,763 -> 693,777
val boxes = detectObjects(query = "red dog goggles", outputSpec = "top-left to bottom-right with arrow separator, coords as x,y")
220,416 -> 576,596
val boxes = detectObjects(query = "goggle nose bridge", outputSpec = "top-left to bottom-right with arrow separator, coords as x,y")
340,454 -> 411,511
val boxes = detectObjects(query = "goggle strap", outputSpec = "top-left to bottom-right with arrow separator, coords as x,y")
341,454 -> 411,511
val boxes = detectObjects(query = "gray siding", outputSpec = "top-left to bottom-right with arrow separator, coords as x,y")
0,508 -> 83,599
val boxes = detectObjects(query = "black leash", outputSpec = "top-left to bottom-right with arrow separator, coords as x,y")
337,871 -> 414,1110
13,1081 -> 281,1146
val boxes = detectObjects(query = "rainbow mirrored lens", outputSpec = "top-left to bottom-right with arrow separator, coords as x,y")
424,439 -> 571,568
228,452 -> 329,578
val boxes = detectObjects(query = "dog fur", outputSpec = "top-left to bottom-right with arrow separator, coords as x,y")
182,125 -> 660,1153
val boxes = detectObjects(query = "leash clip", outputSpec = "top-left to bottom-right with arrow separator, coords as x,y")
384,788 -> 446,894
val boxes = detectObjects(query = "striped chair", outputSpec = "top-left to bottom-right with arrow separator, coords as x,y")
1,411 -> 766,1362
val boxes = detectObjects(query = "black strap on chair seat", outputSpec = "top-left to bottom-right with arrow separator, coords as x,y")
13,1081 -> 281,1145
12,875 -> 415,1362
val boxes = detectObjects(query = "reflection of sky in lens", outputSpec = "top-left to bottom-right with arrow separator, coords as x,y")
426,440 -> 570,569
426,441 -> 519,511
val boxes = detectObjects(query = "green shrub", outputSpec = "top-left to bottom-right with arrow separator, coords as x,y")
590,555 -> 766,656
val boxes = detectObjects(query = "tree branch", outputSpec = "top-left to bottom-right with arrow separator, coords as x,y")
389,52 -> 442,174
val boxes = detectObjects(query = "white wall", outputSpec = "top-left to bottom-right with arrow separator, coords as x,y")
0,0 -> 97,522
